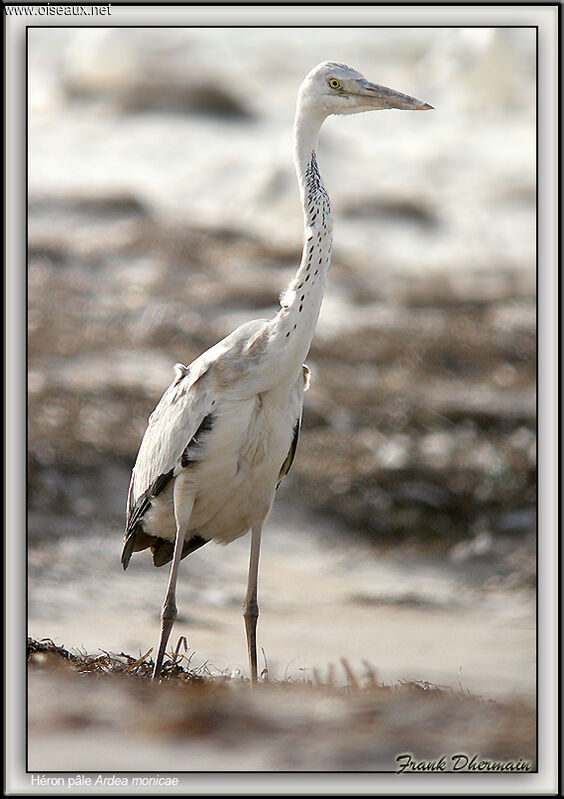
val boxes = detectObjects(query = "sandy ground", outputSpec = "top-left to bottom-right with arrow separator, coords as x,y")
29,501 -> 535,700
27,497 -> 535,772
28,650 -> 536,773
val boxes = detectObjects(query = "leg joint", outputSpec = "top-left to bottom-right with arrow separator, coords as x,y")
243,599 -> 259,621
161,601 -> 177,623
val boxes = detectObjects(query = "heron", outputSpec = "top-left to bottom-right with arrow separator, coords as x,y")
122,61 -> 432,683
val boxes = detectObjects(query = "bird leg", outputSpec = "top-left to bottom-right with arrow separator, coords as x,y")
243,523 -> 262,686
152,489 -> 193,681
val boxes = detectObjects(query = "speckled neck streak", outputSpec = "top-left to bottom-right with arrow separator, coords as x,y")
273,145 -> 333,373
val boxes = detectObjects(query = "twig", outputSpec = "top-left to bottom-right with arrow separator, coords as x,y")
124,648 -> 153,673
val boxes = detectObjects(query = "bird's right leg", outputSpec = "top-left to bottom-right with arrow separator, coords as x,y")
152,482 -> 194,681
243,523 -> 262,686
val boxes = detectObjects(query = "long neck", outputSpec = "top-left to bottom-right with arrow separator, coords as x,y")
271,104 -> 332,373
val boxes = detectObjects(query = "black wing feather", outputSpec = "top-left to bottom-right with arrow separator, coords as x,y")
122,468 -> 175,569
181,412 -> 215,467
122,413 -> 217,570
151,534 -> 208,568
277,418 -> 301,489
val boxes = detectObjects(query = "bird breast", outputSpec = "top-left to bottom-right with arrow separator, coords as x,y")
237,393 -> 271,467
144,386 -> 301,547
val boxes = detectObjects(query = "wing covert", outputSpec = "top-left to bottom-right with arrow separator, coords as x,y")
126,363 -> 215,526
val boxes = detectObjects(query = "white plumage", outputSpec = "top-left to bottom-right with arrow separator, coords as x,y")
123,61 -> 432,682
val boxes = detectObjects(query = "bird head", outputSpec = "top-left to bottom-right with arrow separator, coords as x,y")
298,61 -> 433,118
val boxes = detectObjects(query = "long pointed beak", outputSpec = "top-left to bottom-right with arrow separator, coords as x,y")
359,80 -> 433,110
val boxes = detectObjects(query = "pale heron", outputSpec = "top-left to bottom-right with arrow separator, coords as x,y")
122,61 -> 432,682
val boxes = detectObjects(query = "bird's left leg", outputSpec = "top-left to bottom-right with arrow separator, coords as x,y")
152,481 -> 194,681
243,523 -> 262,686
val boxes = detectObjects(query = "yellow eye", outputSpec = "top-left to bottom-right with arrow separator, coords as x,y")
328,78 -> 341,90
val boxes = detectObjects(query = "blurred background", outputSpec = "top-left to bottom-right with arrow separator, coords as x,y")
28,27 -> 535,704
